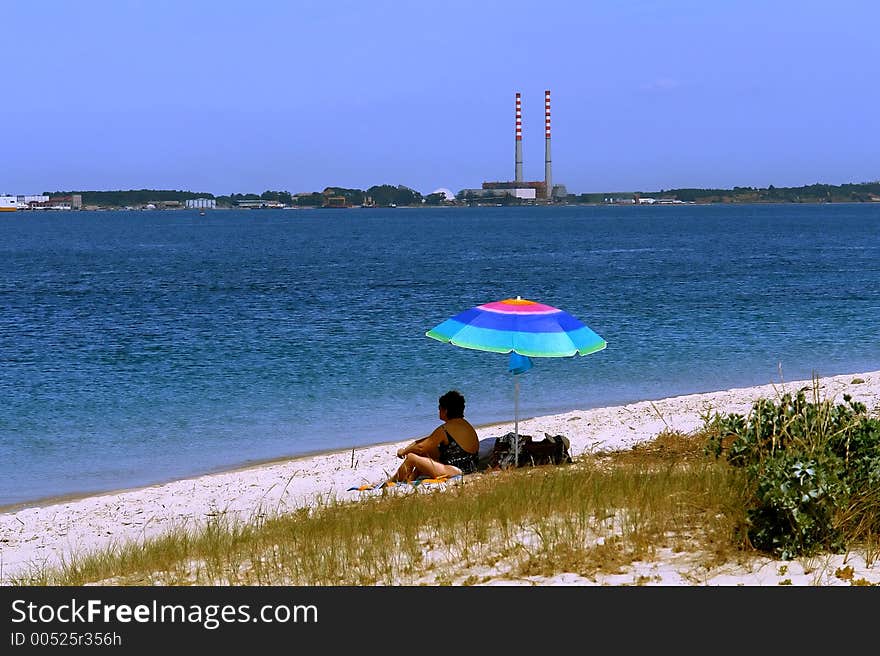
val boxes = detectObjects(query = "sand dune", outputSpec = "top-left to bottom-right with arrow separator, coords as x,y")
2,370 -> 879,585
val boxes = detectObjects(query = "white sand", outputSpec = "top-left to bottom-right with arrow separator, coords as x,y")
2,370 -> 879,586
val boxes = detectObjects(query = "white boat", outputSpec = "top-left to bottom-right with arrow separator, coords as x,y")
0,196 -> 17,212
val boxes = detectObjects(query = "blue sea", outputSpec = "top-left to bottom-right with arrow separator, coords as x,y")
2,204 -> 879,507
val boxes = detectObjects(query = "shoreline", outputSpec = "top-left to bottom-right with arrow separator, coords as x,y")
13,200 -> 880,212
2,369 -> 878,584
0,417 -> 522,515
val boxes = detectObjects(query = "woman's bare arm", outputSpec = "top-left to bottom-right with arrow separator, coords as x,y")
397,426 -> 444,458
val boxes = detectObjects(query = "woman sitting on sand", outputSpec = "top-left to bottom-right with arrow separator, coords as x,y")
389,390 -> 479,483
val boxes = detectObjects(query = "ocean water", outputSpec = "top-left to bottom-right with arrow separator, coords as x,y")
1,203 -> 879,506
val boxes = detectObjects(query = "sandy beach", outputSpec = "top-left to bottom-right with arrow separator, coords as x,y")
3,370 -> 880,586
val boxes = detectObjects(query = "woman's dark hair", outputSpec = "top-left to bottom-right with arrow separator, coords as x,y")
439,390 -> 465,419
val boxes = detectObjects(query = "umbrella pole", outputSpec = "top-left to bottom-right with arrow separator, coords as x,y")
514,373 -> 520,466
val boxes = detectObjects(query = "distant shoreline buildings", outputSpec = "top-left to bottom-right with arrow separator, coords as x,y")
0,194 -> 81,211
185,198 -> 217,210
5,183 -> 880,212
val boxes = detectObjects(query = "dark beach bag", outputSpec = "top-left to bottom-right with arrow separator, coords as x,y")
521,433 -> 573,466
488,432 -> 572,469
488,432 -> 530,469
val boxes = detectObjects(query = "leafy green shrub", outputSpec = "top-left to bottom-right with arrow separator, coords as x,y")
704,389 -> 880,559
747,453 -> 848,559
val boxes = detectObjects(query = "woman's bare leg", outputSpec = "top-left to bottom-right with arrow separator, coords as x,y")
390,453 -> 461,482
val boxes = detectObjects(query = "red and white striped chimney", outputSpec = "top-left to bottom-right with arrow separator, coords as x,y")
515,92 -> 523,183
544,89 -> 552,201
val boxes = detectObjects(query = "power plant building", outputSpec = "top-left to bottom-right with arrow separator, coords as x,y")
460,89 -> 564,203
481,181 -> 542,200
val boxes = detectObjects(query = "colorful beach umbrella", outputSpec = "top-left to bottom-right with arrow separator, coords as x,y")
426,296 -> 606,464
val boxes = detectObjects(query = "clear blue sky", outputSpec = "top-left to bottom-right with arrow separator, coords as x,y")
3,0 -> 878,196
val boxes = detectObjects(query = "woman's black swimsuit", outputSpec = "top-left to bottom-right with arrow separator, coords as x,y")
438,429 -> 478,474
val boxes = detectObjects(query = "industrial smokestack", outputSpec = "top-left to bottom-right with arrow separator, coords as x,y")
544,89 -> 552,201
515,92 -> 523,183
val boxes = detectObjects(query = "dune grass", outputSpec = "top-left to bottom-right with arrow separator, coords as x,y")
12,430 -> 758,586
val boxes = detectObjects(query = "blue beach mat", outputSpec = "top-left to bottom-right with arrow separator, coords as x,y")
348,474 -> 462,492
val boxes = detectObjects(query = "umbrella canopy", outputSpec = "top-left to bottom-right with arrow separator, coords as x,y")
426,296 -> 606,358
426,296 -> 606,465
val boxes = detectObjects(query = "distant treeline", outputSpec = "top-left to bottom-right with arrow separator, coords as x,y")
50,185 -> 443,208
573,181 -> 880,204
217,185 -> 439,207
48,189 -> 216,206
